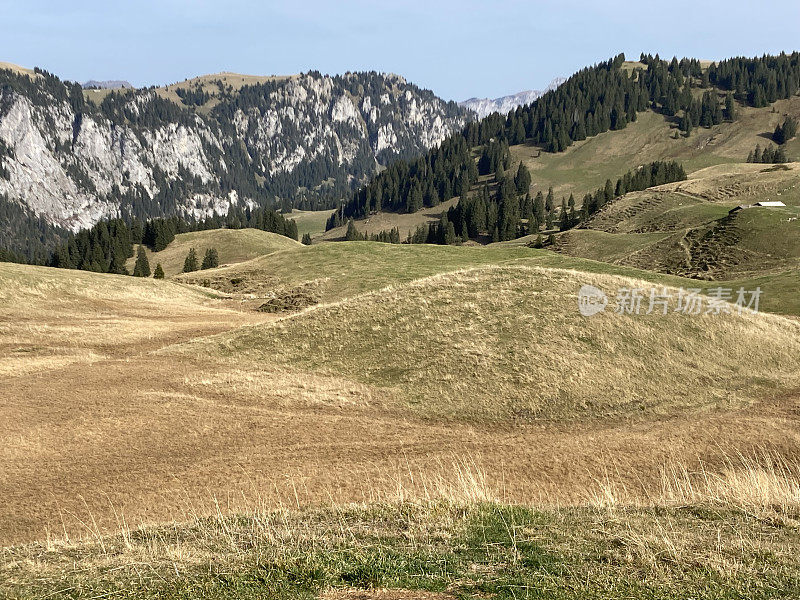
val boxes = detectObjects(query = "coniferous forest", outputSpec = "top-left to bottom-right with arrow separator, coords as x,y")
327,52 -> 800,243
47,206 -> 297,274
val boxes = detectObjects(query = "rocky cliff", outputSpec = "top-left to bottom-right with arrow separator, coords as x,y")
0,66 -> 468,240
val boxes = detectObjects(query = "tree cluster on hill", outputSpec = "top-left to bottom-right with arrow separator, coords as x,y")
773,117 -> 798,145
132,245 -> 150,277
747,144 -> 788,163
201,247 -> 219,269
710,53 -> 800,108
174,85 -> 211,106
579,161 -> 687,219
342,220 -> 400,243
331,52 -> 796,227
183,248 -> 199,272
325,135 -> 478,228
407,161 -> 685,246
0,193 -> 67,264
47,205 -> 297,274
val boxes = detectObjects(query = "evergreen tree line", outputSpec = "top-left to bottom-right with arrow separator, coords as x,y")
47,205 -> 298,274
325,134 -> 478,227
343,220 -> 401,243
408,160 -> 686,246
578,161 -> 687,219
331,52 -> 799,225
711,53 -> 800,107
746,144 -> 788,164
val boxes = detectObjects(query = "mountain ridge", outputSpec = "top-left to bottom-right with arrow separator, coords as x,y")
459,77 -> 566,117
0,64 -> 469,252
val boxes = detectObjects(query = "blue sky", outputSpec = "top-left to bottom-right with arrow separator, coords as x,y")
1,0 -> 799,101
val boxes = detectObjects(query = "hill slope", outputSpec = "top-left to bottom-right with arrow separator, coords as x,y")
554,162 -> 800,280
125,228 -> 302,276
175,264 -> 800,421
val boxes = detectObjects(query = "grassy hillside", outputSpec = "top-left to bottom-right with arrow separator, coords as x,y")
510,95 -> 800,201
554,162 -> 800,281
175,265 -> 800,421
321,94 -> 800,250
175,241 -> 701,305
173,240 -> 800,316
0,261 -> 250,378
126,228 -> 302,277
289,208 -> 336,240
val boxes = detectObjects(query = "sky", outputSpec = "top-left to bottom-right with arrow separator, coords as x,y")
1,0 -> 799,102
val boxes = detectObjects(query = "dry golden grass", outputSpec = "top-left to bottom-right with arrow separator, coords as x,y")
3,451 -> 800,599
0,262 -> 261,377
125,228 -> 303,277
3,254 -> 800,568
174,265 -> 800,421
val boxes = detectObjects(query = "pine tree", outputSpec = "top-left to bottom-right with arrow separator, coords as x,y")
724,93 -> 736,121
301,233 -> 312,245
201,247 -> 219,270
153,263 -> 165,279
132,245 -> 150,277
559,198 -> 570,231
514,163 -> 531,195
183,248 -> 199,272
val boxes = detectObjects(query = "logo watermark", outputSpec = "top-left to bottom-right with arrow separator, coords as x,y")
578,285 -> 762,316
577,285 -> 609,316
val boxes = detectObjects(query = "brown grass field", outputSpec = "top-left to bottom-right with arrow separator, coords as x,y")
3,251 -> 800,558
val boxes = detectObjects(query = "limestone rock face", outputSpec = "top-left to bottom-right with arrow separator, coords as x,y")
0,69 -> 468,232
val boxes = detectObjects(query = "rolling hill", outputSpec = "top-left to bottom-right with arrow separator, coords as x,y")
125,228 -> 302,276
4,236 -> 800,599
554,162 -> 800,280
175,264 -> 800,421
5,50 -> 800,600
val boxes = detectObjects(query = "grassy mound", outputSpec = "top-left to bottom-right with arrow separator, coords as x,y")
126,228 -> 302,277
555,162 -> 800,280
0,262 -> 242,377
177,265 -> 800,421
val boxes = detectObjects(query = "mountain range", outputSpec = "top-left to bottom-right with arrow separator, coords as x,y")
0,64 -> 468,251
459,77 -> 566,118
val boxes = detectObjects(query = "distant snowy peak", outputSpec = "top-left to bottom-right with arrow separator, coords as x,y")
460,77 -> 566,118
82,80 -> 133,89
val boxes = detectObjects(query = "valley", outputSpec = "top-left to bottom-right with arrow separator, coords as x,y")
3,48 -> 800,599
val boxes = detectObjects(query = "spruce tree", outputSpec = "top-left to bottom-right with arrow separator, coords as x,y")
132,245 -> 151,277
183,248 -> 199,272
514,163 -> 531,195
153,263 -> 165,279
559,198 -> 570,231
301,233 -> 312,245
725,93 -> 736,121
201,247 -> 219,270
